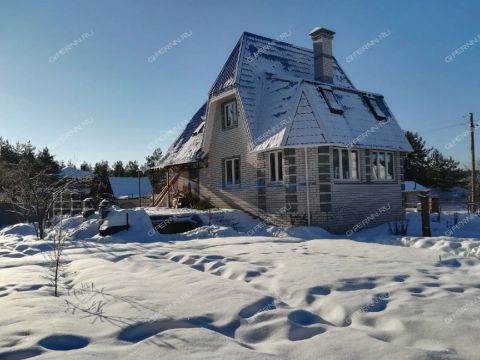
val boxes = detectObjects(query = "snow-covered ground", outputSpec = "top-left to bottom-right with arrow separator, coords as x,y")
1,208 -> 480,359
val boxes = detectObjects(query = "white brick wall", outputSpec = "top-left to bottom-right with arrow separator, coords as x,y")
199,95 -> 259,217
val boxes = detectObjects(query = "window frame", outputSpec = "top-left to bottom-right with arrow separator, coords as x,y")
224,157 -> 241,187
365,95 -> 388,121
333,148 -> 360,181
371,150 -> 395,181
319,86 -> 343,114
268,151 -> 283,183
222,100 -> 237,129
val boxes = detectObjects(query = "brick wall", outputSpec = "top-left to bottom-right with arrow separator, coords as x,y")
199,93 -> 259,217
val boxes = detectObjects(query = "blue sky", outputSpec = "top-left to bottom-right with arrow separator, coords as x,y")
1,0 -> 479,167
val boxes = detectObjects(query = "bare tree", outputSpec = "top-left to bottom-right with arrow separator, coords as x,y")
2,161 -> 88,239
46,217 -> 68,297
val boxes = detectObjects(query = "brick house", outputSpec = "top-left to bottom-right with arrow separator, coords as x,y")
157,28 -> 412,233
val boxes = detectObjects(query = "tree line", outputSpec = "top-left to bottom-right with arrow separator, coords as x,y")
404,131 -> 469,189
0,137 -> 165,199
0,131 -> 473,209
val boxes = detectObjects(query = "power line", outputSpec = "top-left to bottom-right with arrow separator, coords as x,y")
417,121 -> 465,133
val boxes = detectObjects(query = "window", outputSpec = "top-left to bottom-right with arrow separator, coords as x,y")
371,151 -> 394,180
319,86 -> 343,114
333,148 -> 359,180
192,121 -> 205,136
365,95 -> 387,121
223,100 -> 237,129
224,157 -> 240,186
269,151 -> 283,182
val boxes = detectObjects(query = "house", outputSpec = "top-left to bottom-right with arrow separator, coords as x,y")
157,28 -> 412,233
58,166 -> 92,180
109,176 -> 153,208
403,181 -> 429,208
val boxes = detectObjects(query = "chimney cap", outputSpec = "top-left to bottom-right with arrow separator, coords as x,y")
309,27 -> 335,40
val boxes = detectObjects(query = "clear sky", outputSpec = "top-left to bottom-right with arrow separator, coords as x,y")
1,0 -> 479,167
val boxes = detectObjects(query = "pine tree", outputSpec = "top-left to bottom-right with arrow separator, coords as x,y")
404,131 -> 431,185
91,161 -> 111,197
124,161 -> 139,177
80,162 -> 91,172
145,148 -> 163,169
36,147 -> 60,175
426,149 -> 467,189
0,138 -> 19,164
144,148 -> 165,193
111,161 -> 126,176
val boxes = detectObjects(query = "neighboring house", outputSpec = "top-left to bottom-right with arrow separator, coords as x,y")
157,27 -> 412,233
403,181 -> 429,208
57,166 -> 92,194
109,177 -> 153,208
58,166 -> 92,180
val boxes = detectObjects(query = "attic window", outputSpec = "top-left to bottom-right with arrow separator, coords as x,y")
365,96 -> 387,121
192,121 -> 205,136
319,86 -> 343,114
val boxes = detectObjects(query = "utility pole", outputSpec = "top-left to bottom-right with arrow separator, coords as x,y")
419,194 -> 431,237
138,169 -> 142,208
469,113 -> 477,212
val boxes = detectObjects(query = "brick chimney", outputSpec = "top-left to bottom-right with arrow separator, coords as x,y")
309,27 -> 335,83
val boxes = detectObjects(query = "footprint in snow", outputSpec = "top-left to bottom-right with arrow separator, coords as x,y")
336,278 -> 376,291
38,334 -> 90,351
0,348 -> 44,360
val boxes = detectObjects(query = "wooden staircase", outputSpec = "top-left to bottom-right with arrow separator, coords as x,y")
153,173 -> 180,207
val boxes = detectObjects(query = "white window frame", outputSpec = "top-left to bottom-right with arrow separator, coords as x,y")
371,151 -> 395,181
269,151 -> 283,183
224,157 -> 240,187
333,148 -> 359,180
223,100 -> 237,129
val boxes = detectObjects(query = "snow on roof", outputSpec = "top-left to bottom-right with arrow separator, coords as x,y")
157,103 -> 207,168
250,76 -> 411,151
109,177 -> 153,199
162,31 -> 411,166
58,167 -> 91,179
403,181 -> 429,193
